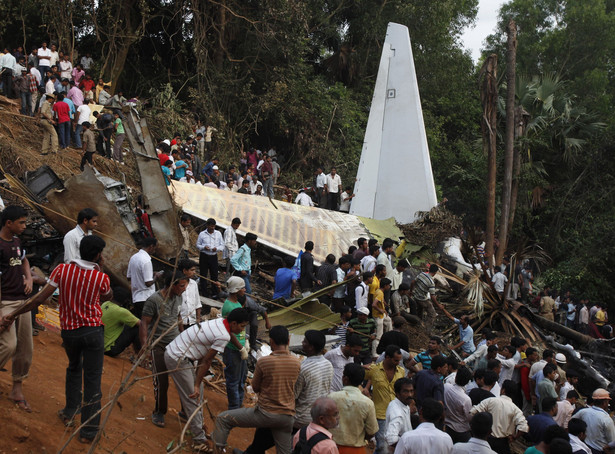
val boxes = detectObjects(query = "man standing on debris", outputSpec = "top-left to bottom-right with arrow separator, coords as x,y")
328,363 -> 379,454
127,237 -> 162,318
165,307 -> 250,453
0,206 -> 34,413
196,218 -> 224,298
410,264 -> 440,330
223,217 -> 241,274
348,307 -> 376,365
7,235 -> 111,441
139,272 -> 188,428
230,232 -> 258,294
539,291 -> 556,321
439,310 -> 476,358
63,207 -> 98,263
221,276 -> 250,410
299,241 -> 321,297
213,325 -> 301,454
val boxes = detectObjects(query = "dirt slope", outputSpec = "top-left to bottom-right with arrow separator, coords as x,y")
0,328 -> 255,454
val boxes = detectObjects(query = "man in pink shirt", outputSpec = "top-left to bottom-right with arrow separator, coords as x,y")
71,64 -> 85,84
67,80 -> 84,107
293,397 -> 340,454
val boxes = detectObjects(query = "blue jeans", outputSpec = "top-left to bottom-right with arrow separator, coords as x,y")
223,347 -> 247,410
61,326 -> 104,440
58,121 -> 71,148
20,91 -> 32,116
376,418 -> 387,454
74,123 -> 83,148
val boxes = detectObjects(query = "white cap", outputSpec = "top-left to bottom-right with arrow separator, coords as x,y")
212,165 -> 219,170
555,353 -> 567,364
162,139 -> 170,146
227,276 -> 246,293
357,307 -> 370,315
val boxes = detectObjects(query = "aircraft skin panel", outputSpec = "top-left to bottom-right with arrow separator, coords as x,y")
350,22 -> 437,224
171,181 -> 373,264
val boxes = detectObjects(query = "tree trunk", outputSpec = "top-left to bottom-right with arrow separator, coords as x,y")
496,20 -> 517,267
508,106 -> 529,234
480,55 -> 498,270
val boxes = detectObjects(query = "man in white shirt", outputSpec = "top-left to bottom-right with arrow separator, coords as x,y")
80,53 -> 94,70
491,268 -> 508,298
74,98 -> 91,148
325,167 -> 342,211
567,418 -> 592,454
63,208 -> 98,263
49,44 -> 59,67
224,217 -> 241,273
0,48 -> 17,97
355,273 -> 372,312
127,237 -> 162,318
470,380 -> 529,453
295,188 -> 314,206
59,55 -> 73,80
37,42 -> 52,85
178,259 -> 201,328
495,345 -> 517,386
196,218 -> 224,297
394,398 -> 453,454
324,334 -> 363,393
444,367 -> 473,443
385,377 -> 415,450
451,412 -> 498,454
315,167 -> 327,208
339,187 -> 354,213
360,246 -> 380,273
165,307 -> 249,452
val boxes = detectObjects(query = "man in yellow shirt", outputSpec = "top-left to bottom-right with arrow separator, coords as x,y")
364,345 -> 405,454
371,278 -> 392,358
369,264 -> 386,307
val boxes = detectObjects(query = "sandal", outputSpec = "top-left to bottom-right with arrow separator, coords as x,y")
10,398 -> 32,413
192,441 -> 213,453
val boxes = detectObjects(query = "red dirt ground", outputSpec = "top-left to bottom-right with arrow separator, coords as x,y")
0,328 -> 256,454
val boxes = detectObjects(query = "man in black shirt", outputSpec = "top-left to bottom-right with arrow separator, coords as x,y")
469,369 -> 497,406
299,241 -> 321,296
376,316 -> 409,354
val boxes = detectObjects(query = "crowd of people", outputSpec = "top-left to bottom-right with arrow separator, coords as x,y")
0,43 -> 131,163
490,259 -> 612,340
1,201 -> 613,454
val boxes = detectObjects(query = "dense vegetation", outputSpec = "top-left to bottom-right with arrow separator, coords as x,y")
1,0 -> 613,302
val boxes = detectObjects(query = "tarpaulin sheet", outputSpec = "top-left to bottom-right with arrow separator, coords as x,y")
171,181 -> 401,264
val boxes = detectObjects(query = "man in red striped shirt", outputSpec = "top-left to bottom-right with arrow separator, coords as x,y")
6,235 -> 112,443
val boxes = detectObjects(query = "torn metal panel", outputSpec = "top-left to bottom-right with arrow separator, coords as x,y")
42,166 -> 135,287
123,108 -> 183,258
171,181 -> 402,264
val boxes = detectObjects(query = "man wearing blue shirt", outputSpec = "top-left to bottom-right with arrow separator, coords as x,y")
230,232 -> 257,293
440,307 -> 476,358
571,388 -> 615,454
273,256 -> 297,301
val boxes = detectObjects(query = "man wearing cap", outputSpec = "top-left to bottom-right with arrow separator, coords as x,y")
230,233 -> 258,294
348,307 -> 376,365
571,388 -> 615,454
221,276 -> 251,409
295,188 -> 315,206
40,93 -> 58,155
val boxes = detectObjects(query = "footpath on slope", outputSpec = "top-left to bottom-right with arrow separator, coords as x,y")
0,328 -> 256,453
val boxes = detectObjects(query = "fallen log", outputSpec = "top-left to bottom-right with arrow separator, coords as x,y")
257,271 -> 275,284
529,313 -> 595,345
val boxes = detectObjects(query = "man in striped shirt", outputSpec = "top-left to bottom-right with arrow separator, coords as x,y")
213,325 -> 301,454
9,235 -> 112,442
165,308 -> 250,453
409,264 -> 440,330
